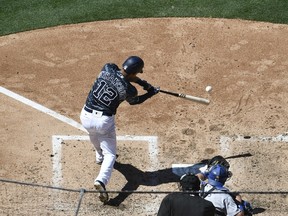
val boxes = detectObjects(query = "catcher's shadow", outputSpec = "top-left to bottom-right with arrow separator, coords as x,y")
106,161 -> 179,206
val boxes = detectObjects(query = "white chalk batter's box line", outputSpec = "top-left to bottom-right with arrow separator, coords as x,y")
52,135 -> 158,187
173,133 -> 288,173
219,133 -> 288,152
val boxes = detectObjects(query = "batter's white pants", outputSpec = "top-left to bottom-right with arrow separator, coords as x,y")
80,108 -> 117,186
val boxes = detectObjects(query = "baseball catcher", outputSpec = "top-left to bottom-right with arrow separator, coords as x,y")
172,155 -> 253,215
201,164 -> 253,216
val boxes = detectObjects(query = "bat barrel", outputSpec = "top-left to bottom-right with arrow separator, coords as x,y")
160,89 -> 210,105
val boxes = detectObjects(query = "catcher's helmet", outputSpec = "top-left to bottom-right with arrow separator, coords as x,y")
122,56 -> 144,74
207,164 -> 231,187
207,155 -> 230,170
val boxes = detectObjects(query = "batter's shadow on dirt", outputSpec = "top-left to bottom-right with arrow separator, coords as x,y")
106,161 -> 179,206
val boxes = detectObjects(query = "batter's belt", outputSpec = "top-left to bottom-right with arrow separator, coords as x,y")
84,106 -> 113,116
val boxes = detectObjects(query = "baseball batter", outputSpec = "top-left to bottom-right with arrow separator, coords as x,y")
80,56 -> 159,203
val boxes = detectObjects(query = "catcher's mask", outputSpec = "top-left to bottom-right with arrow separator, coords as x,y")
179,173 -> 200,192
122,56 -> 144,74
207,164 -> 232,187
207,155 -> 230,170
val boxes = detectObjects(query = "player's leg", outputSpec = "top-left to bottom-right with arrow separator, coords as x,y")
93,115 -> 116,203
80,109 -> 104,163
95,115 -> 117,185
88,133 -> 104,164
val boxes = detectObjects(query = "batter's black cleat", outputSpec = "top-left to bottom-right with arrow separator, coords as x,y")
94,180 -> 109,203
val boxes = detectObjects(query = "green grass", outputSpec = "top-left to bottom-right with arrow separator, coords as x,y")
0,0 -> 288,36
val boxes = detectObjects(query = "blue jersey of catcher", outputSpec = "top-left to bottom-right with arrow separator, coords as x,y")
85,63 -> 138,115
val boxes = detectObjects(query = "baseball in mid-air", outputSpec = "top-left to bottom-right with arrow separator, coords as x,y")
205,85 -> 212,92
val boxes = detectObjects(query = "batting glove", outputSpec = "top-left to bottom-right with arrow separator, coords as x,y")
147,86 -> 160,97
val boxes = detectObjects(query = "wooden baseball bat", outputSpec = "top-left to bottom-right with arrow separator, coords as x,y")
159,89 -> 210,105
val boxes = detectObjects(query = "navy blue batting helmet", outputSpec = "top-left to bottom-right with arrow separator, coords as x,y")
122,56 -> 144,74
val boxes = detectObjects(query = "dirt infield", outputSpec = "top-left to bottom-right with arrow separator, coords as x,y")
1,18 -> 288,215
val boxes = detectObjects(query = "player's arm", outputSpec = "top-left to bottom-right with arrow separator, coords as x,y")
134,77 -> 154,90
126,88 -> 159,105
196,164 -> 209,181
129,76 -> 142,83
196,172 -> 206,181
236,211 -> 245,216
225,195 -> 244,216
126,81 -> 159,105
